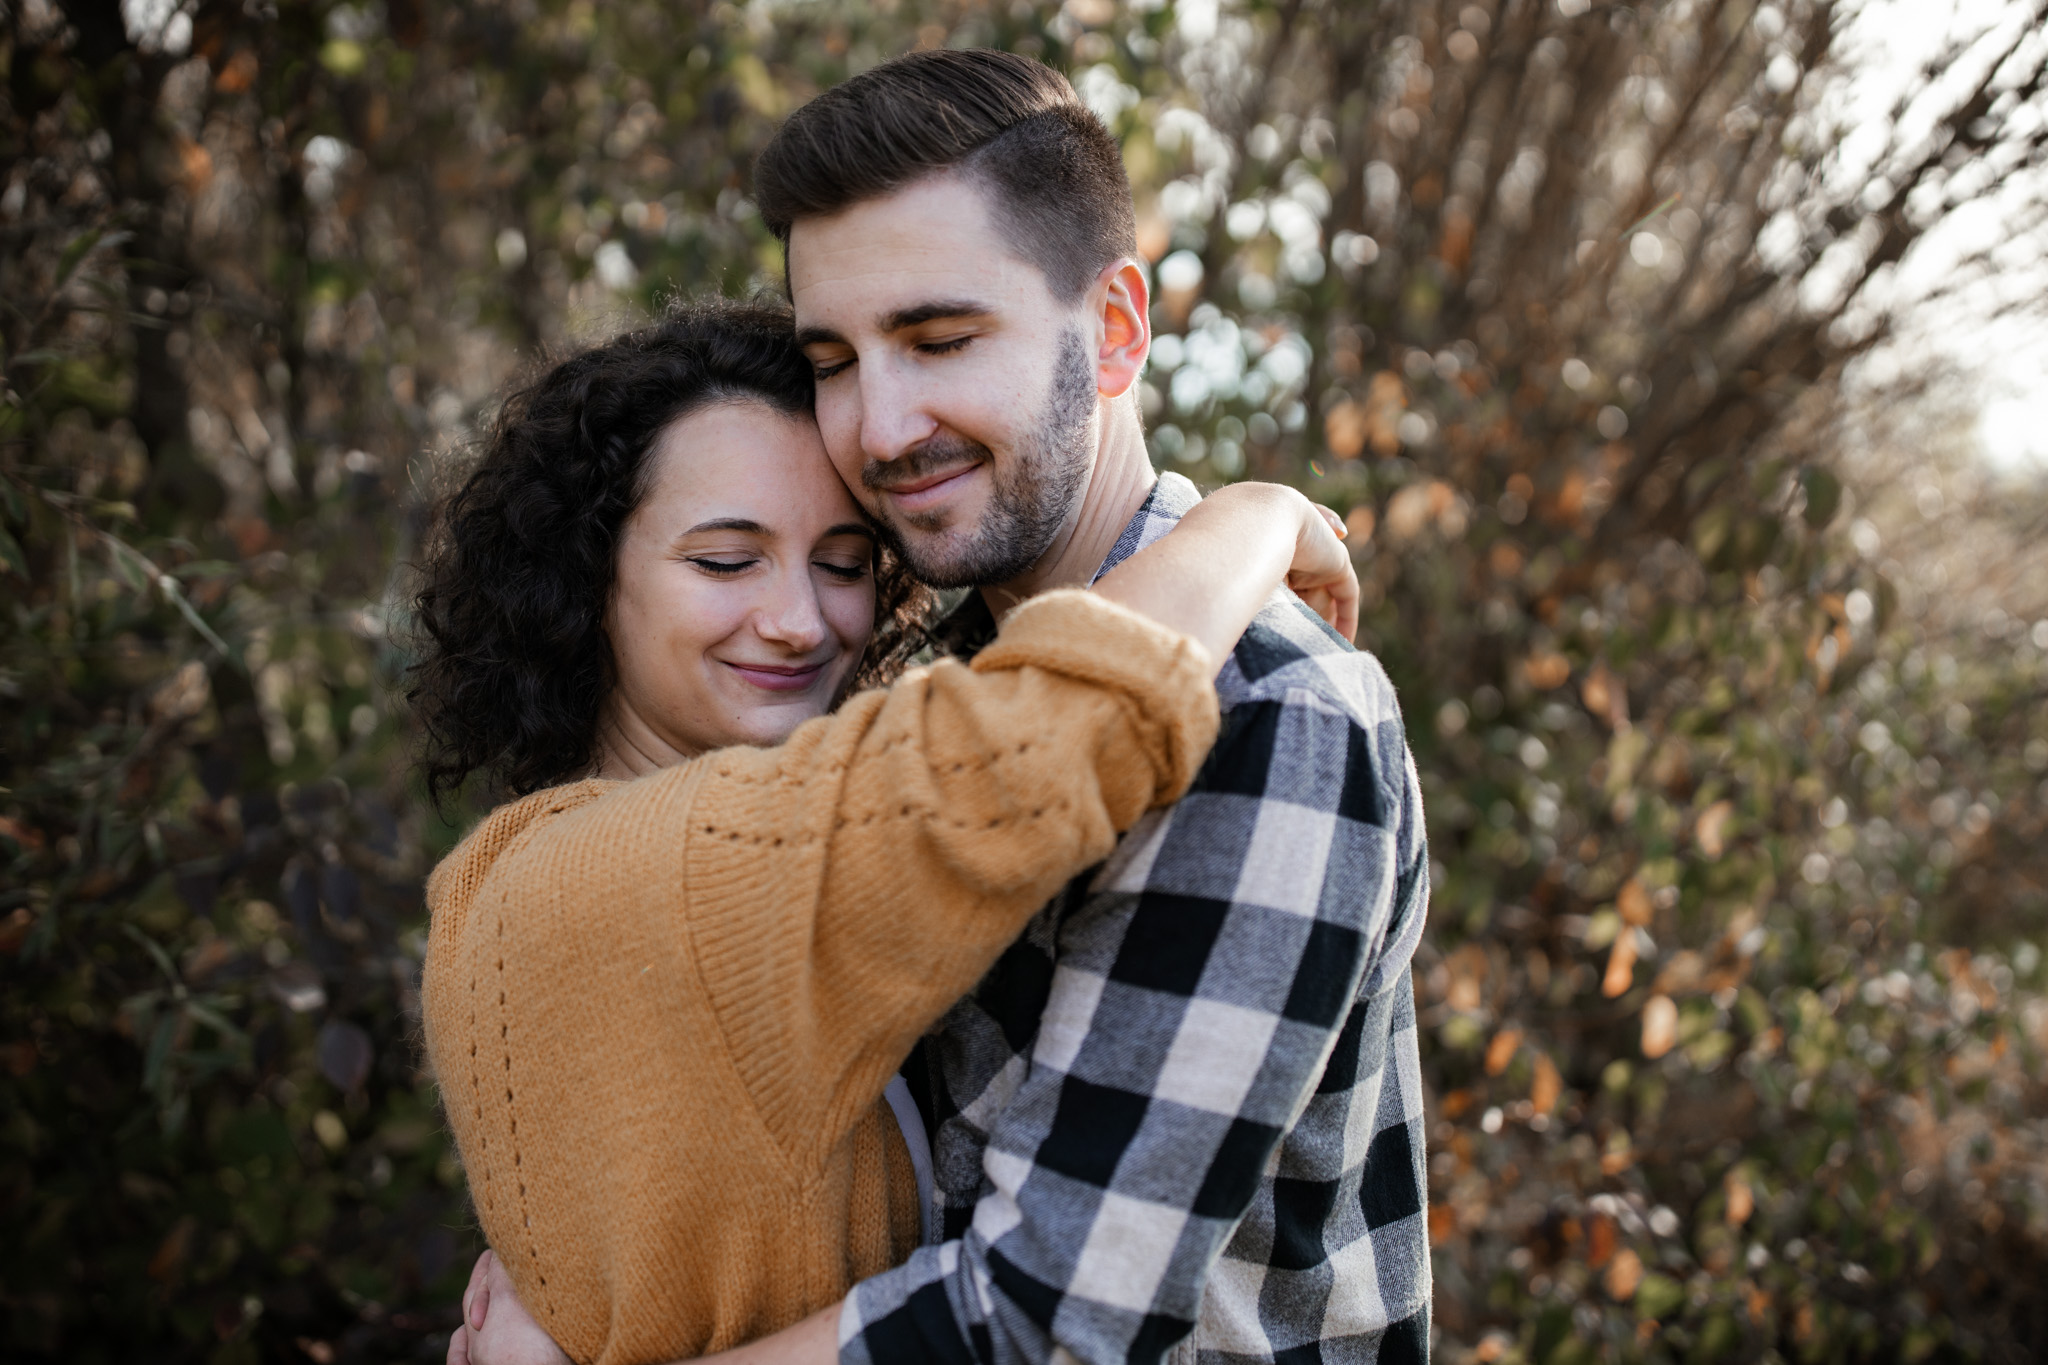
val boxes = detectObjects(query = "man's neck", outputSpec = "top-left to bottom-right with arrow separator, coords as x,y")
978,398 -> 1155,618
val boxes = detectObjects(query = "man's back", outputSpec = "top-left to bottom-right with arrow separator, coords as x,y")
844,474 -> 1431,1365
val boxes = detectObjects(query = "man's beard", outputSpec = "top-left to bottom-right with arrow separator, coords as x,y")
862,328 -> 1095,589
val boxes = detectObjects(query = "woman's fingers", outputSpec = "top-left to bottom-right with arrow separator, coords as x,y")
465,1249 -> 494,1331
1285,496 -> 1361,642
1331,571 -> 1359,641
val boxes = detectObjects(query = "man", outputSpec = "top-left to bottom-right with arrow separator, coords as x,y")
458,48 -> 1430,1365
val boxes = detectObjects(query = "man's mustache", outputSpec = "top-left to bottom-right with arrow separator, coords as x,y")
861,434 -> 992,493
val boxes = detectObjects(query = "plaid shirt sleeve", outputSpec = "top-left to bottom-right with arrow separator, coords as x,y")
838,679 -> 1429,1365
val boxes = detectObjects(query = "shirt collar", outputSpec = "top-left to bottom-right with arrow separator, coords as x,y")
1089,472 -> 1200,583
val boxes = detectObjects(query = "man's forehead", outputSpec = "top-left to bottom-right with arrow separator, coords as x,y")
787,173 -> 1042,325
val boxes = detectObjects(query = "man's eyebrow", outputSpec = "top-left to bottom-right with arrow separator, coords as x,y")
880,299 -> 994,332
792,300 -> 993,352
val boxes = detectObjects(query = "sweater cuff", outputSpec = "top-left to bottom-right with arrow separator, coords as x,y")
971,589 -> 1221,806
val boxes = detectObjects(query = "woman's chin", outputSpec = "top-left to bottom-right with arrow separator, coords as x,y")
714,692 -> 837,749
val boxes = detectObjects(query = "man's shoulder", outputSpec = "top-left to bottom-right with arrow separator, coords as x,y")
1220,595 -> 1405,733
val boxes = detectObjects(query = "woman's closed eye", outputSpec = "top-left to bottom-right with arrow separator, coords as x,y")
814,558 -> 869,583
687,556 -> 758,575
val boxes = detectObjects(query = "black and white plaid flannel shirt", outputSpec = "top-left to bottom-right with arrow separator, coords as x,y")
840,474 -> 1432,1365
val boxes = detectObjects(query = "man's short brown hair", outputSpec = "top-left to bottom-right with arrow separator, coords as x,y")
754,49 -> 1137,301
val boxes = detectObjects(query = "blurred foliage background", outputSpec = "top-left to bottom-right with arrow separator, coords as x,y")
4,0 -> 2047,1361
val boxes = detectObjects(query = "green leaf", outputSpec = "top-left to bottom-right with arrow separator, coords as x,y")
55,228 -> 104,288
0,476 -> 23,525
122,923 -> 181,985
171,559 -> 236,580
107,538 -> 146,591
1800,465 -> 1842,529
1635,1271 -> 1686,1319
163,579 -> 236,660
143,1010 -> 179,1093
0,524 -> 25,578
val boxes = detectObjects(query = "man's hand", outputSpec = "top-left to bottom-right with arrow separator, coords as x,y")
442,1246 -> 835,1365
446,1249 -> 572,1365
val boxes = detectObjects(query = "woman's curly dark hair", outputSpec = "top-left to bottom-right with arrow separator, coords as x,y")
408,297 -> 931,806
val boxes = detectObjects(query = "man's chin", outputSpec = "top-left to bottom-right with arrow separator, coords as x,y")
892,525 -> 1045,590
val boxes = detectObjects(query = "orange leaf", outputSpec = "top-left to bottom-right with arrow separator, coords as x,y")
1366,370 -> 1407,456
1587,1213 -> 1618,1268
1324,401 -> 1367,459
1696,800 -> 1735,859
175,136 -> 214,194
1725,1172 -> 1754,1226
1604,1247 -> 1644,1301
1523,650 -> 1571,690
1531,1052 -> 1562,1115
1483,1028 -> 1522,1076
1603,930 -> 1639,998
147,1216 -> 196,1282
215,48 -> 259,94
1429,1203 -> 1459,1242
1641,994 -> 1678,1058
1617,876 -> 1652,926
0,906 -> 36,955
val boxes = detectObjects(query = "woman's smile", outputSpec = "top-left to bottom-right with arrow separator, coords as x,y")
723,658 -> 832,692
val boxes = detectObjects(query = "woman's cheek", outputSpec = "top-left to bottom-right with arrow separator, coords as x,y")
829,581 -> 878,656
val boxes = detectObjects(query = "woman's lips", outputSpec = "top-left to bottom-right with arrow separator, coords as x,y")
724,661 -> 828,693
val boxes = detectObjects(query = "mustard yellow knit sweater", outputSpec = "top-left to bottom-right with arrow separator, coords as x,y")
421,592 -> 1219,1365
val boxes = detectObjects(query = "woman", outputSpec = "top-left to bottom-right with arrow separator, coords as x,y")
412,298 -> 1355,1365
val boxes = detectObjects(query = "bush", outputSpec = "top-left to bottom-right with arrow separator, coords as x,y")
4,1 -> 2045,1361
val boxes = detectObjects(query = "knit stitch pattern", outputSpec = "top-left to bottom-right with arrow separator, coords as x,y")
421,591 -> 1220,1365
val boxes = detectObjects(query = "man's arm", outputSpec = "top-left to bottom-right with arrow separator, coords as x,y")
839,687 -> 1429,1365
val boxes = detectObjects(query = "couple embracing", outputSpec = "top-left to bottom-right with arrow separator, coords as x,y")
413,48 -> 1431,1365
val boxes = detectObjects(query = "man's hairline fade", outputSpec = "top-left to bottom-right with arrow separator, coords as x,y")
755,49 -> 1138,306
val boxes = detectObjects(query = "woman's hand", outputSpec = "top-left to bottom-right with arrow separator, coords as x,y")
447,1249 -> 571,1365
1286,500 -> 1360,642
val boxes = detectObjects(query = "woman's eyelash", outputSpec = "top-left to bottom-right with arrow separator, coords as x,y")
816,561 -> 869,582
688,557 -> 756,574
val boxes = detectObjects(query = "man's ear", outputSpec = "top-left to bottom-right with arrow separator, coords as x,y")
1093,258 -> 1151,400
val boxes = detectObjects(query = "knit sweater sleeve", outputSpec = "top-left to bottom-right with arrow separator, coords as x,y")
680,588 -> 1218,1166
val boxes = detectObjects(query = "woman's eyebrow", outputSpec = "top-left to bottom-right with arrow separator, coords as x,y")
681,519 -> 875,541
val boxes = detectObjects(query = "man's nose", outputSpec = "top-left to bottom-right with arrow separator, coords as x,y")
857,356 -> 939,464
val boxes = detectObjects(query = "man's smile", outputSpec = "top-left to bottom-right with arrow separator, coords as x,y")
871,460 -> 983,514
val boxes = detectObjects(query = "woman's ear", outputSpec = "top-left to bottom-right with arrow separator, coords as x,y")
1093,259 -> 1151,401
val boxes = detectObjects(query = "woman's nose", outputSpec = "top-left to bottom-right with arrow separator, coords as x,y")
753,567 -> 829,654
